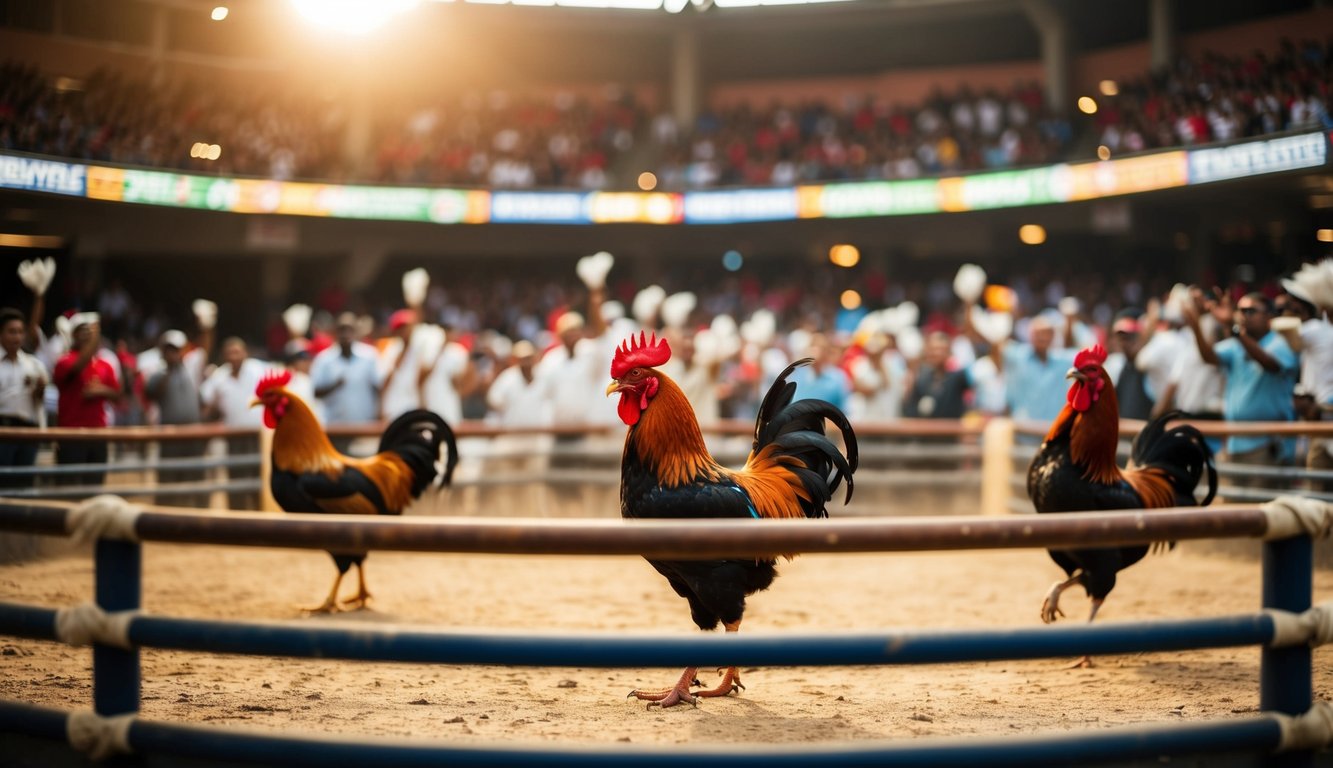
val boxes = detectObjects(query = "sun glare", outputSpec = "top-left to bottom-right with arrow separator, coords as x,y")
290,0 -> 421,35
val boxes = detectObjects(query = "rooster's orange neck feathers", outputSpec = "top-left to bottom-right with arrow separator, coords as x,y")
1047,365 -> 1123,487
626,372 -> 722,487
268,389 -> 342,474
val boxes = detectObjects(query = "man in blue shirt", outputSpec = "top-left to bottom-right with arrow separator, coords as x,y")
1002,315 -> 1078,424
791,334 -> 851,412
311,314 -> 382,452
1186,292 -> 1298,473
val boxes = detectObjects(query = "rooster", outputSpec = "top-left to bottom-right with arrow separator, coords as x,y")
607,332 -> 857,708
251,369 -> 457,613
1028,344 -> 1216,666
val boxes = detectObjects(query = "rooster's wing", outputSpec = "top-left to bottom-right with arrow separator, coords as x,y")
271,466 -> 393,517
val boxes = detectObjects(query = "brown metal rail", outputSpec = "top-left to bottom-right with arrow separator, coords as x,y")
0,498 -> 1273,558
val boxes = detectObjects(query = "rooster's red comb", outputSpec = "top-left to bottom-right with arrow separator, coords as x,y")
254,369 -> 292,397
1073,344 -> 1108,369
611,332 -> 671,378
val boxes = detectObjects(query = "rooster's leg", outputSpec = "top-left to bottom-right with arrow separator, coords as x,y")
1040,573 -> 1082,624
693,621 -> 745,699
340,562 -> 372,610
1066,598 -> 1106,669
628,667 -> 700,709
303,571 -> 345,614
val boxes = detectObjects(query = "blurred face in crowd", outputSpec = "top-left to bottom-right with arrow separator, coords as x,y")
1236,294 -> 1271,337
1029,319 -> 1054,355
223,339 -> 247,370
924,333 -> 951,368
1,318 -> 22,356
162,343 -> 182,367
1276,294 -> 1313,322
337,323 -> 357,354
73,322 -> 98,351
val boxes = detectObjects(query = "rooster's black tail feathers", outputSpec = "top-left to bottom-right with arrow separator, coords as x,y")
378,409 -> 459,496
751,359 -> 860,513
1131,410 -> 1217,507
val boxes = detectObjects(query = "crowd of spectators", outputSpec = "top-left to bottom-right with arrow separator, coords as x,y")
368,90 -> 647,189
649,82 -> 1070,189
3,37 -> 1329,190
0,61 -> 346,180
1093,37 -> 1332,154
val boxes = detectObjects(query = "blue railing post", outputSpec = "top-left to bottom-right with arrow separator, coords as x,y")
93,538 -> 141,716
1261,533 -> 1314,767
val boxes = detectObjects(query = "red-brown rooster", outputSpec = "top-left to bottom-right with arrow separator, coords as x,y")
607,332 -> 857,708
251,370 -> 457,613
1028,344 -> 1216,666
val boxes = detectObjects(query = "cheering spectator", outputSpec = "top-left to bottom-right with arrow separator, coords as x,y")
0,307 -> 48,489
53,314 -> 121,487
1185,291 -> 1298,473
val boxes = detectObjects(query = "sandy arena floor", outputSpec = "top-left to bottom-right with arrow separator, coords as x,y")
1,535 -> 1329,748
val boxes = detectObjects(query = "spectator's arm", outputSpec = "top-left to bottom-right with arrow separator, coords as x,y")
1235,329 -> 1282,373
1183,305 -> 1221,367
1149,381 -> 1177,419
25,292 -> 44,351
586,286 -> 607,340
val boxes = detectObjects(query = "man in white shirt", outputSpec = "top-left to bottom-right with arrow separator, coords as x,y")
0,307 -> 48,489
377,309 -> 425,421
201,337 -> 267,509
422,332 -> 477,426
534,309 -> 608,514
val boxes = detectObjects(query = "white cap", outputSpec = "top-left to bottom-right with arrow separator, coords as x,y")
160,329 -> 188,349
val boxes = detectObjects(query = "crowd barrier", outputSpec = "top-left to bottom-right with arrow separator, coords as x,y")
0,494 -> 1329,767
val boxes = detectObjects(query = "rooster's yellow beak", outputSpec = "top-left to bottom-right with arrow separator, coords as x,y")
606,381 -> 621,397
249,397 -> 262,408
1065,368 -> 1087,383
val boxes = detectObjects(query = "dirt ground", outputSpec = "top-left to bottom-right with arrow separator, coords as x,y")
1,534 -> 1329,748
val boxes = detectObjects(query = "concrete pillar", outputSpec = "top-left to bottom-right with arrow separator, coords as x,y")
342,70 -> 375,179
981,418 -> 1017,516
260,253 -> 293,307
1022,0 -> 1071,114
149,5 -> 169,70
670,25 -> 702,132
1149,0 -> 1175,71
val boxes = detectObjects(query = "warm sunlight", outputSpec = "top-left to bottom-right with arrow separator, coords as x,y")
290,0 -> 421,35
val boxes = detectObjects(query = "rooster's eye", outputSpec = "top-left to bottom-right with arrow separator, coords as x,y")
630,368 -> 642,377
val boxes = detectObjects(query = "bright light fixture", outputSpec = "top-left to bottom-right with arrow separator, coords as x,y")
829,243 -> 860,267
291,0 -> 421,34
428,0 -> 855,8
1098,79 -> 1118,96
1097,145 -> 1111,161
1318,229 -> 1333,243
637,172 -> 658,191
840,290 -> 862,310
211,6 -> 229,20
1019,224 -> 1046,245
1077,96 -> 1097,115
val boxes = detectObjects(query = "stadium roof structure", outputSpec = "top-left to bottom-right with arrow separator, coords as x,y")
0,0 -> 1317,81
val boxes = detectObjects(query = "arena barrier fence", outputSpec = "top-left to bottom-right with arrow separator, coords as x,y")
0,495 -> 1330,767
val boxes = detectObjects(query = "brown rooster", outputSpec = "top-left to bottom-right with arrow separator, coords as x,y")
1028,344 -> 1216,666
607,332 -> 857,708
251,370 -> 457,613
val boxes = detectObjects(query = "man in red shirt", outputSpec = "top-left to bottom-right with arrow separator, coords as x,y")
53,313 -> 120,488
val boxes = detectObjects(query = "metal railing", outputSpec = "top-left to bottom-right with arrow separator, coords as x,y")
0,495 -> 1326,767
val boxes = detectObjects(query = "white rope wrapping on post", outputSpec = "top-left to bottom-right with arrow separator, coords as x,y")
1267,603 -> 1333,648
1275,701 -> 1333,752
53,603 -> 136,649
65,495 -> 141,544
1262,496 -> 1333,541
66,709 -> 134,760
